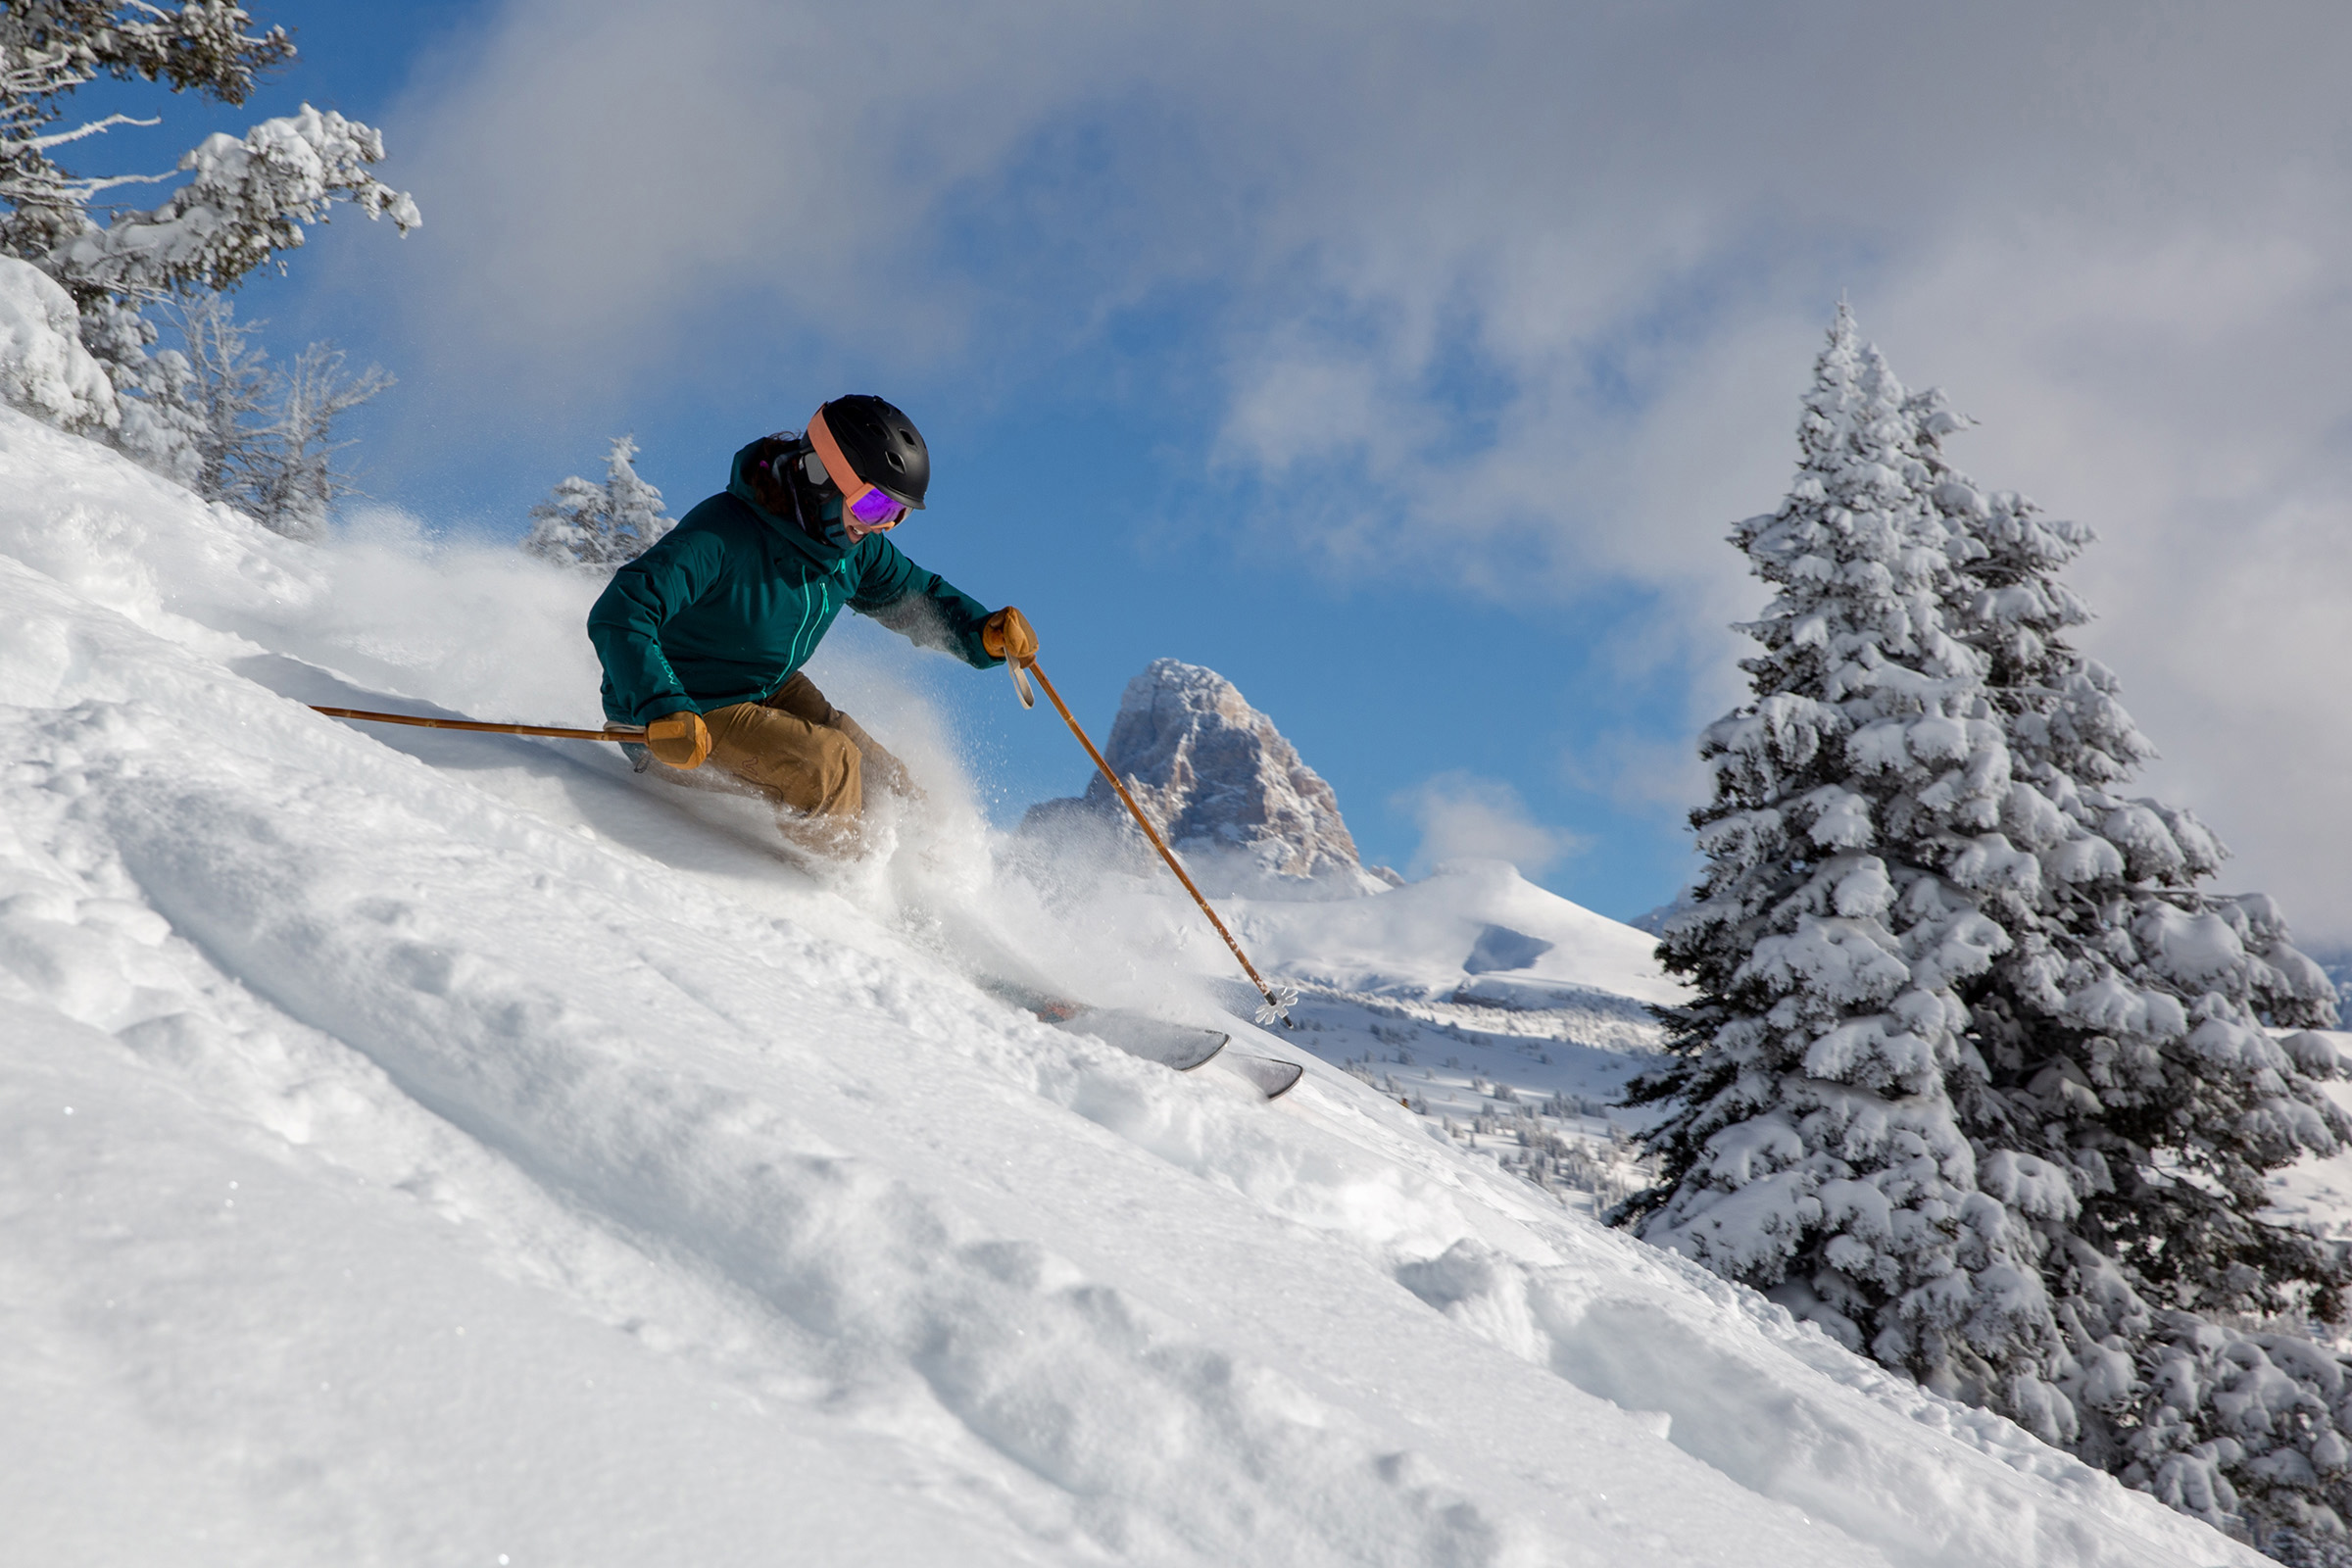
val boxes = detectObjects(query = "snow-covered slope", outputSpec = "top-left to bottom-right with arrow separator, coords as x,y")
0,406 -> 2265,1566
1230,857 -> 1685,1009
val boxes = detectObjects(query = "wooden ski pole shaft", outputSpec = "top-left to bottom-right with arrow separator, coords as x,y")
1021,656 -> 1292,1026
311,705 -> 646,742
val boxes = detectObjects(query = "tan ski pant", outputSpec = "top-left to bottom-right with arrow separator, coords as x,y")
691,673 -> 912,830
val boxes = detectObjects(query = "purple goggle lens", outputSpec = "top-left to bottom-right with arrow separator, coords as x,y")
847,486 -> 907,528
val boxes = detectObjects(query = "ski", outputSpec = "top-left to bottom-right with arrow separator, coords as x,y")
976,976 -> 1230,1073
1221,1052 -> 1305,1099
896,899 -> 1303,1099
982,977 -> 1306,1098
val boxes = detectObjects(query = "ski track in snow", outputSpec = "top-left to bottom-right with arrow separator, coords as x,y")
0,407 -> 2266,1566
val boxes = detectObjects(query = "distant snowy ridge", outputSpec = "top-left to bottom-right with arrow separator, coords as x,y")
0,406 -> 2273,1566
1230,858 -> 1683,1017
1020,657 -> 1399,898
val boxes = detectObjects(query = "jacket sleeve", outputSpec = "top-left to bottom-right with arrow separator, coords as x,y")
848,537 -> 1004,669
586,527 -> 731,723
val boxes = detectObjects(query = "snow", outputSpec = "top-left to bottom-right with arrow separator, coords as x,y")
0,256 -> 116,434
0,405 -> 2268,1565
1225,858 -> 1686,1010
2264,1042 -> 2352,1233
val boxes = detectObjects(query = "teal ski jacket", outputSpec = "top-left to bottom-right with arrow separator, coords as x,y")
588,439 -> 1001,725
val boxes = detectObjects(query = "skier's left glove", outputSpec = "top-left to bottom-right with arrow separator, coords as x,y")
982,606 -> 1038,664
645,709 -> 711,769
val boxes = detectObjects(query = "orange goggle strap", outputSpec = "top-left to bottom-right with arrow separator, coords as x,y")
807,406 -> 907,519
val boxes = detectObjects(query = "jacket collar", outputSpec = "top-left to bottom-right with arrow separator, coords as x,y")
726,438 -> 849,569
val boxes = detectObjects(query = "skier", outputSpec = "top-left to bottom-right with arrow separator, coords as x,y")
586,395 -> 1036,854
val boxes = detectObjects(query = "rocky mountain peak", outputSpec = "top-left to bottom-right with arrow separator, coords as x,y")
1020,659 -> 1396,896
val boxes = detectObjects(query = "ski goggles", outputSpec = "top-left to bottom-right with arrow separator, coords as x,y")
807,407 -> 909,531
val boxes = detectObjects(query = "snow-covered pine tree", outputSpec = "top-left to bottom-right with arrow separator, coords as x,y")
0,1 -> 293,267
46,103 -> 420,311
1914,395 -> 2352,1553
144,292 -> 270,498
238,341 -> 389,541
602,435 -> 672,559
0,252 -> 114,430
521,472 -> 611,567
0,4 -> 416,474
1631,303 -> 2352,1558
1621,305 -> 2067,1410
522,437 -> 673,568
109,298 -> 389,533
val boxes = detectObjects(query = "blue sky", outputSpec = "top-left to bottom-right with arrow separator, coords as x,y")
55,0 -> 2352,938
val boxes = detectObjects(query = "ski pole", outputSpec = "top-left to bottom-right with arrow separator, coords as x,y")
310,705 -> 647,742
1016,655 -> 1296,1027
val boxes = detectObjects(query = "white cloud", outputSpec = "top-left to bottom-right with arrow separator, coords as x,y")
372,0 -> 2352,939
1562,730 -> 1711,819
1395,771 -> 1586,879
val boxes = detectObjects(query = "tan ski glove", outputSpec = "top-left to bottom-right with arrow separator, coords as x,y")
982,606 -> 1038,663
645,710 -> 711,769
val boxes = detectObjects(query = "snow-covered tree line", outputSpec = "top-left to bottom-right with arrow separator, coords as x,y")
521,435 -> 673,569
1623,305 -> 2352,1561
0,2 -> 416,537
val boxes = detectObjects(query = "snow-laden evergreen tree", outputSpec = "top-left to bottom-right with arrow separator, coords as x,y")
44,102 -> 419,311
1913,391 -> 2352,1554
522,437 -> 674,568
1628,305 -> 2352,1560
237,340 -> 389,541
148,291 -> 269,497
0,4 -> 416,474
1,1 -> 292,268
602,436 -> 671,559
1621,306 -> 2063,1405
0,251 -> 114,430
100,296 -> 387,538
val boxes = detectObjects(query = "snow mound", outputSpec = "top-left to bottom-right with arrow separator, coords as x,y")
0,257 -> 117,434
1233,858 -> 1688,1011
1021,657 -> 1396,898
0,406 -> 2265,1566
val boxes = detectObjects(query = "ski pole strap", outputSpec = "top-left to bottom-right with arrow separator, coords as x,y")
1008,657 -> 1035,710
311,706 -> 646,742
1021,656 -> 1295,1027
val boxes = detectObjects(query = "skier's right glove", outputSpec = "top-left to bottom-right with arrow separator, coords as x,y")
645,709 -> 711,769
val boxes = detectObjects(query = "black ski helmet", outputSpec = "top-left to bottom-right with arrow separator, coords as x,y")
815,394 -> 929,510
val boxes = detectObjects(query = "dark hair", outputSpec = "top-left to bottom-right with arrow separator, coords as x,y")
743,431 -> 807,515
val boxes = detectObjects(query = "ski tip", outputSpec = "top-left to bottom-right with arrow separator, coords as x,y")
1057,1008 -> 1227,1073
1227,1053 -> 1305,1100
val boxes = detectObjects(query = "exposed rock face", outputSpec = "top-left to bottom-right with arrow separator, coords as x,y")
1019,659 -> 1397,897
